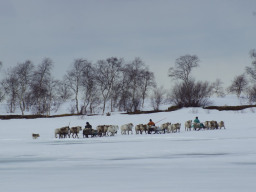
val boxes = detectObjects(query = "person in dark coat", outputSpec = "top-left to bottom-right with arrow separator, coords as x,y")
83,122 -> 93,138
85,122 -> 92,129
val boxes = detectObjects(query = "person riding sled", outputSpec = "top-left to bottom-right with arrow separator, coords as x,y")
193,117 -> 205,130
147,119 -> 156,134
85,122 -> 92,130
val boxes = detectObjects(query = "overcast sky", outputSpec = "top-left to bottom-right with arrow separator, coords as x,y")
0,0 -> 256,88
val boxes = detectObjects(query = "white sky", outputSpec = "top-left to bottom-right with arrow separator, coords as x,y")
0,0 -> 256,88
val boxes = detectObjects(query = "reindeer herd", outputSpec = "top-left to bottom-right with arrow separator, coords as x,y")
53,120 -> 225,139
185,120 -> 225,131
54,125 -> 119,139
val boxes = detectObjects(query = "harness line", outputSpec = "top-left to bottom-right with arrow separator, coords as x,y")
155,117 -> 167,124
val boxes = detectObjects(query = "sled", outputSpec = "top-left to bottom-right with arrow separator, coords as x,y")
83,128 -> 99,138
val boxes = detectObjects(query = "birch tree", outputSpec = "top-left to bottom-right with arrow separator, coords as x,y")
140,69 -> 156,107
246,49 -> 256,82
227,74 -> 248,98
80,62 -> 98,114
65,59 -> 90,114
2,71 -> 19,113
168,54 -> 199,85
0,61 -> 5,102
168,55 -> 212,107
15,60 -> 34,115
30,58 -> 53,114
95,57 -> 122,114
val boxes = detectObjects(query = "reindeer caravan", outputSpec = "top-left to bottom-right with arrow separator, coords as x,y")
83,124 -> 119,138
55,126 -> 82,139
133,119 -> 181,135
54,117 -> 225,139
185,117 -> 225,131
54,118 -> 183,139
132,117 -> 224,135
55,122 -> 119,139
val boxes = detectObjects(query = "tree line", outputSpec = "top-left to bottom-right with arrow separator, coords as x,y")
0,52 -> 256,116
0,57 -> 155,115
167,50 -> 256,107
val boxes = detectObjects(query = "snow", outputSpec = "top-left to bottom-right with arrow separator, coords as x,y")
1,95 -> 256,192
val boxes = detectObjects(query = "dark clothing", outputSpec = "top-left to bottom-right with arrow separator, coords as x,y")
85,123 -> 92,129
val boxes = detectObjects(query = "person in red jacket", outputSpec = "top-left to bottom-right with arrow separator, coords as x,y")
148,119 -> 155,126
147,119 -> 155,134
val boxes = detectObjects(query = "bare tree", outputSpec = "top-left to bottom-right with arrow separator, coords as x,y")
95,57 -> 122,114
109,82 -> 122,110
65,59 -> 90,114
151,86 -> 166,111
115,57 -> 155,112
2,71 -> 19,113
242,49 -> 256,104
0,61 -> 5,102
15,61 -> 34,115
30,59 -> 61,116
57,80 -> 72,102
168,54 -> 199,85
170,80 -> 212,107
118,65 -> 133,111
2,61 -> 34,114
141,69 -> 156,107
107,57 -> 123,112
246,49 -> 256,82
246,85 -> 256,104
80,62 -> 99,114
44,78 -> 61,115
168,54 -> 212,107
126,58 -> 146,112
211,78 -> 225,97
0,84 -> 4,102
30,58 -> 53,114
227,74 -> 248,98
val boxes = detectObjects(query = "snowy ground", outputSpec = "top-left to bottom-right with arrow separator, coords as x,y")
0,96 -> 256,192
